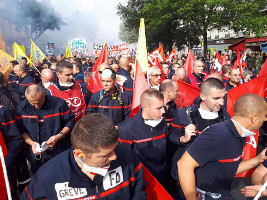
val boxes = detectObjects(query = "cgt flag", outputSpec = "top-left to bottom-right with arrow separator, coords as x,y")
87,43 -> 108,94
165,47 -> 176,64
227,75 -> 267,177
130,60 -> 149,117
30,39 -> 47,64
174,80 -> 200,109
147,45 -> 164,66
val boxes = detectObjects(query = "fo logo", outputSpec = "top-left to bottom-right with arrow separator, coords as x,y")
65,97 -> 81,107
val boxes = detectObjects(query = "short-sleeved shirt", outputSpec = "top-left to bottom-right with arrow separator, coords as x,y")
187,119 -> 246,196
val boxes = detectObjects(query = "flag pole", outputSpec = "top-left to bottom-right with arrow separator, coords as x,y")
0,146 -> 12,200
254,180 -> 267,200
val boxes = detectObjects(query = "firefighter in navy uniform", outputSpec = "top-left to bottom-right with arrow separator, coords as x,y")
118,88 -> 169,188
178,94 -> 267,200
169,78 -> 230,182
186,60 -> 209,88
16,84 -> 75,173
86,68 -> 132,126
21,113 -> 146,200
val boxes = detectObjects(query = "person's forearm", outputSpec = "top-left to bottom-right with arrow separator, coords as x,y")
178,160 -> 197,200
22,133 -> 34,145
236,157 -> 259,175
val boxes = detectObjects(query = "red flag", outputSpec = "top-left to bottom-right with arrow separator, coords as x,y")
87,44 -> 108,94
0,131 -> 8,200
258,58 -> 267,77
147,45 -> 164,66
221,54 -> 227,66
143,166 -> 173,200
233,59 -> 237,69
215,52 -> 223,64
237,49 -> 243,79
155,58 -> 165,83
184,50 -> 195,77
165,47 -> 176,64
174,80 -> 200,109
130,60 -> 149,117
227,75 -> 267,177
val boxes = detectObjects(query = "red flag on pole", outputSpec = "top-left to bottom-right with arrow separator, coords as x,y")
147,45 -> 164,66
130,60 -> 149,117
87,44 -> 108,94
155,57 -> 165,83
184,50 -> 195,77
174,80 -> 200,109
237,49 -> 243,79
165,47 -> 176,64
258,59 -> 267,77
221,54 -> 227,66
0,132 -> 8,200
227,75 -> 267,177
143,166 -> 173,200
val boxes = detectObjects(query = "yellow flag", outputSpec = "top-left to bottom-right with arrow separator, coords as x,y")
0,49 -> 15,76
66,42 -> 73,58
30,39 -> 46,64
136,18 -> 149,72
12,42 -> 31,65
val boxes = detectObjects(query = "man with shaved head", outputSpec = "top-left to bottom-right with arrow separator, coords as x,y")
16,84 -> 75,173
40,68 -> 54,89
169,78 -> 230,187
186,60 -> 209,88
178,94 -> 267,200
172,67 -> 186,82
11,64 -> 35,98
118,88 -> 169,187
206,72 -> 224,83
117,56 -> 134,92
226,68 -> 241,91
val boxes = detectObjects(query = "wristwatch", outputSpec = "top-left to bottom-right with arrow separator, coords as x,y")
60,132 -> 65,139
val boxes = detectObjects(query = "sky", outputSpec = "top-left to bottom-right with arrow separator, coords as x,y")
0,0 -> 129,53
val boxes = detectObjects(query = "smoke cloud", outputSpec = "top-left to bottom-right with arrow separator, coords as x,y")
0,0 -> 127,55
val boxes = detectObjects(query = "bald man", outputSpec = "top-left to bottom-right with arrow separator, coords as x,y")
225,68 -> 241,91
117,56 -> 134,92
40,68 -> 54,89
172,67 -> 186,82
98,62 -> 110,79
178,94 -> 267,200
186,60 -> 209,88
206,72 -> 224,83
11,64 -> 35,98
118,88 -> 169,187
16,84 -> 75,173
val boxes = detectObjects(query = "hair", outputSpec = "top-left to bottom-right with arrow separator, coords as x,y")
84,71 -> 91,82
74,57 -> 82,65
0,72 -> 4,85
222,64 -> 232,74
234,94 -> 266,117
200,78 -> 225,95
15,64 -> 27,72
71,113 -> 119,153
56,60 -> 73,73
25,84 -> 44,98
159,79 -> 175,92
242,69 -> 252,78
206,73 -> 224,83
140,88 -> 164,107
73,62 -> 82,72
21,57 -> 27,61
147,66 -> 160,76
10,60 -> 19,66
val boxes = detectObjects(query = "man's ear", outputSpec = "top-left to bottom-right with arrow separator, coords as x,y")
200,93 -> 206,101
73,149 -> 85,160
251,114 -> 258,124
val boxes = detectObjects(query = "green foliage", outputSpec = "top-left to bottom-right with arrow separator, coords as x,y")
117,0 -> 267,55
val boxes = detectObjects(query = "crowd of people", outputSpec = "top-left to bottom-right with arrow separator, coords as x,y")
0,52 -> 266,200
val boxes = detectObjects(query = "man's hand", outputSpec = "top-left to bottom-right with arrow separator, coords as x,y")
31,141 -> 41,155
47,135 -> 61,147
241,185 -> 267,197
257,148 -> 267,164
182,124 -> 196,143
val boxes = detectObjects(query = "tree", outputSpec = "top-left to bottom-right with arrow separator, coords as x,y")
0,0 -> 65,41
117,0 -> 267,56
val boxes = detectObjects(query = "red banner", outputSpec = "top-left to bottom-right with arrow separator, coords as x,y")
147,45 -> 164,66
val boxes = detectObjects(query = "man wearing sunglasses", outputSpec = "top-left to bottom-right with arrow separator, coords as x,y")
148,66 -> 162,90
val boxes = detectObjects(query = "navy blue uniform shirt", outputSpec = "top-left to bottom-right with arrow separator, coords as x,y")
187,119 -> 246,196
